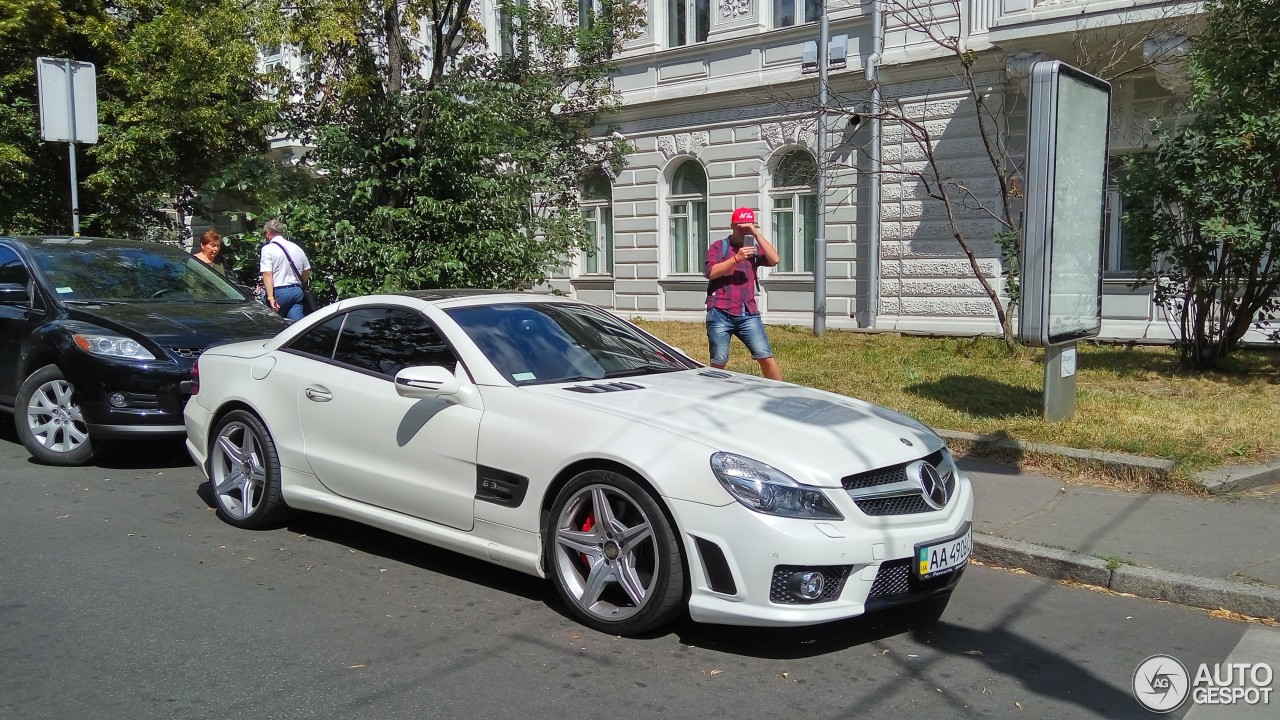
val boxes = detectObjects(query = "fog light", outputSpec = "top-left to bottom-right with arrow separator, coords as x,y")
108,392 -> 128,408
788,570 -> 826,600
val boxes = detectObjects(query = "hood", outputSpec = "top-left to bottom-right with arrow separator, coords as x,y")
67,301 -> 289,351
527,370 -> 945,487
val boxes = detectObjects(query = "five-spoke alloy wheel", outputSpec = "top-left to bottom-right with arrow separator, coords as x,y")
547,470 -> 684,635
209,410 -> 290,529
15,365 -> 103,466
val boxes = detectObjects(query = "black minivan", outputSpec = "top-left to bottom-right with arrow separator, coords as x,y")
0,236 -> 289,465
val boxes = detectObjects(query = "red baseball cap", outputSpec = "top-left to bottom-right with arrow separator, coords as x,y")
731,207 -> 756,225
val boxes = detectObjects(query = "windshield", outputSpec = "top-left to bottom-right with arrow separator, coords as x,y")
446,302 -> 700,385
28,239 -> 247,303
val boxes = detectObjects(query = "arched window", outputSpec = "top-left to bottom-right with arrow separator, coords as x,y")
669,161 -> 709,273
771,150 -> 818,273
580,171 -> 613,275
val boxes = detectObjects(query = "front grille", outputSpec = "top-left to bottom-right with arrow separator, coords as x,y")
769,565 -> 852,605
170,346 -> 203,359
858,495 -> 934,516
843,449 -> 953,517
867,557 -> 964,601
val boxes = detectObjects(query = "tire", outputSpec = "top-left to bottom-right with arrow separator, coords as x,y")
208,410 -> 291,529
545,470 -> 684,635
15,364 -> 105,466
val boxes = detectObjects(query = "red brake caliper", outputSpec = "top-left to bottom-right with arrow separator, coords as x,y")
580,512 -> 595,566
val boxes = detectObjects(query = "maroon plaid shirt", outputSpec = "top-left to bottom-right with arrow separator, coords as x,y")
705,238 -> 762,315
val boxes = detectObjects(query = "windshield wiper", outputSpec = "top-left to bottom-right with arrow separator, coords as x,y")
603,365 -> 683,379
63,299 -> 125,305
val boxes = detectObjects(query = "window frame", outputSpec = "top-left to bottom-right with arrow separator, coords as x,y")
773,0 -> 822,29
769,150 -> 819,274
580,173 -> 614,276
667,161 -> 709,275
667,0 -> 710,48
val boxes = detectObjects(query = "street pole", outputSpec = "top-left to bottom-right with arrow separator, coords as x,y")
63,59 -> 80,236
814,3 -> 829,337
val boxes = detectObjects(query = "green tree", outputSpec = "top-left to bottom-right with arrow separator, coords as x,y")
1123,0 -> 1280,369
0,0 -> 276,237
264,0 -> 644,296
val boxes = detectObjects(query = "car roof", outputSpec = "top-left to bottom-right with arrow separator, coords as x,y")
394,289 -> 578,308
2,235 -> 183,251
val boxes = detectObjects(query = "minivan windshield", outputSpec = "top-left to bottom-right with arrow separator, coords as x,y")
28,238 -> 247,303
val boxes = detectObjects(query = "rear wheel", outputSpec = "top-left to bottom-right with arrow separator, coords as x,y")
209,410 -> 291,529
15,365 -> 105,466
546,470 -> 684,635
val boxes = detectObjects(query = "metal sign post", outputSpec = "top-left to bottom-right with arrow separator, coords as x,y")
36,57 -> 98,236
1018,61 -> 1111,422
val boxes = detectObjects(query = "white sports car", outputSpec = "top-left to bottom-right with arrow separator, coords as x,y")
184,291 -> 973,634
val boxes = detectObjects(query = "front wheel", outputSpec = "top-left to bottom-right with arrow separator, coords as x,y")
546,470 -> 684,635
15,365 -> 105,466
209,410 -> 291,529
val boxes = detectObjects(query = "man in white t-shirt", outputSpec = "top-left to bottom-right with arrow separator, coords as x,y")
259,219 -> 312,320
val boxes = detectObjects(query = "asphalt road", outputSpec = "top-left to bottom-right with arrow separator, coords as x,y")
0,419 -> 1266,720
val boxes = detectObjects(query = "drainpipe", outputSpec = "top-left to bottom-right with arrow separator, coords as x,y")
814,5 -> 830,336
861,0 -> 883,329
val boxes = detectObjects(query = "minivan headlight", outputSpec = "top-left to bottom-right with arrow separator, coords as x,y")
73,332 -> 155,360
710,452 -> 843,520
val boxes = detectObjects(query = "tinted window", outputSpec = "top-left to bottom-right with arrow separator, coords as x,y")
0,247 -> 29,287
446,302 -> 698,385
331,308 -> 457,378
288,315 -> 344,359
27,239 -> 245,302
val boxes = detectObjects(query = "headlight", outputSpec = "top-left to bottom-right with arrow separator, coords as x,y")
73,332 -> 155,360
710,452 -> 843,520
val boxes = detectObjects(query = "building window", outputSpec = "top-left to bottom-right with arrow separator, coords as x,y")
1105,156 -> 1139,275
770,150 -> 818,272
498,0 -> 528,58
668,161 -> 708,273
668,0 -> 710,48
581,171 -> 613,275
774,0 -> 822,28
578,0 -> 599,29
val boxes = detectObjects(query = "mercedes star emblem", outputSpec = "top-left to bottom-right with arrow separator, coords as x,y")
913,461 -> 949,510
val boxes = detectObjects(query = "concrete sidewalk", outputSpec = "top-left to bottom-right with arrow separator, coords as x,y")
960,456 -> 1280,620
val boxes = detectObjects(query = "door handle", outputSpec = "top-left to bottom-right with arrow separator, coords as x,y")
304,386 -> 332,402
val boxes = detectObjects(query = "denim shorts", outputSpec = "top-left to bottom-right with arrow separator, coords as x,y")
706,307 -> 773,364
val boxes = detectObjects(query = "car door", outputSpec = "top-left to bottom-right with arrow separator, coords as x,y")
280,306 -> 481,531
0,245 -> 43,405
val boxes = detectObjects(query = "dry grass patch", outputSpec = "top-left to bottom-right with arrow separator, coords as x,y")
635,319 -> 1280,480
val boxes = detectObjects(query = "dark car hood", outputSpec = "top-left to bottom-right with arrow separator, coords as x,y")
67,301 -> 289,351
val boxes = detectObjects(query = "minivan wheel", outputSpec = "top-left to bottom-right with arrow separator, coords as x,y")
15,365 -> 105,466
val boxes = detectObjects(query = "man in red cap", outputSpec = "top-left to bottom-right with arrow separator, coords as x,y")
703,207 -> 782,380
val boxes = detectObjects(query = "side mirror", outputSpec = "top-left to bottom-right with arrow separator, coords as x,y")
394,365 -> 461,398
0,282 -> 30,304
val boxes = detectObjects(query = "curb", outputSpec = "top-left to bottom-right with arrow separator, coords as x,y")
973,535 -> 1280,619
939,429 -> 1280,494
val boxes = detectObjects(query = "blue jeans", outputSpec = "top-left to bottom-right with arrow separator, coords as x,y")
706,307 -> 773,365
274,284 -> 305,321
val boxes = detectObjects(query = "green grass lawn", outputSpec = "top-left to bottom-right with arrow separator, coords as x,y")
636,320 -> 1280,477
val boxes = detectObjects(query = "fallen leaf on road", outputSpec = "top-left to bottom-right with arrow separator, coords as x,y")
907,654 -> 919,659
936,688 -> 943,693
982,687 -> 990,694
127,533 -> 134,537
709,670 -> 722,677
880,649 -> 889,655
1015,701 -> 1022,709
348,664 -> 365,669
56,515 -> 69,519
379,568 -> 387,573
965,650 -> 984,656
569,632 -> 581,641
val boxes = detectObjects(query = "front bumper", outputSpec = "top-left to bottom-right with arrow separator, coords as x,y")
63,354 -> 193,438
669,475 -> 974,627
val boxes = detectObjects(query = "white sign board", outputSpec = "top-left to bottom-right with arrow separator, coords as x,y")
1018,61 -> 1110,347
36,57 -> 98,144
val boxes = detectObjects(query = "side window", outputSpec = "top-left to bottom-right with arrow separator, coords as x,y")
288,314 -> 344,359
0,246 -> 31,287
332,307 -> 458,378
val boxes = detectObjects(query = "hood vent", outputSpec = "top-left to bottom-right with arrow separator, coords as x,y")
565,382 -> 645,394
698,370 -> 732,379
